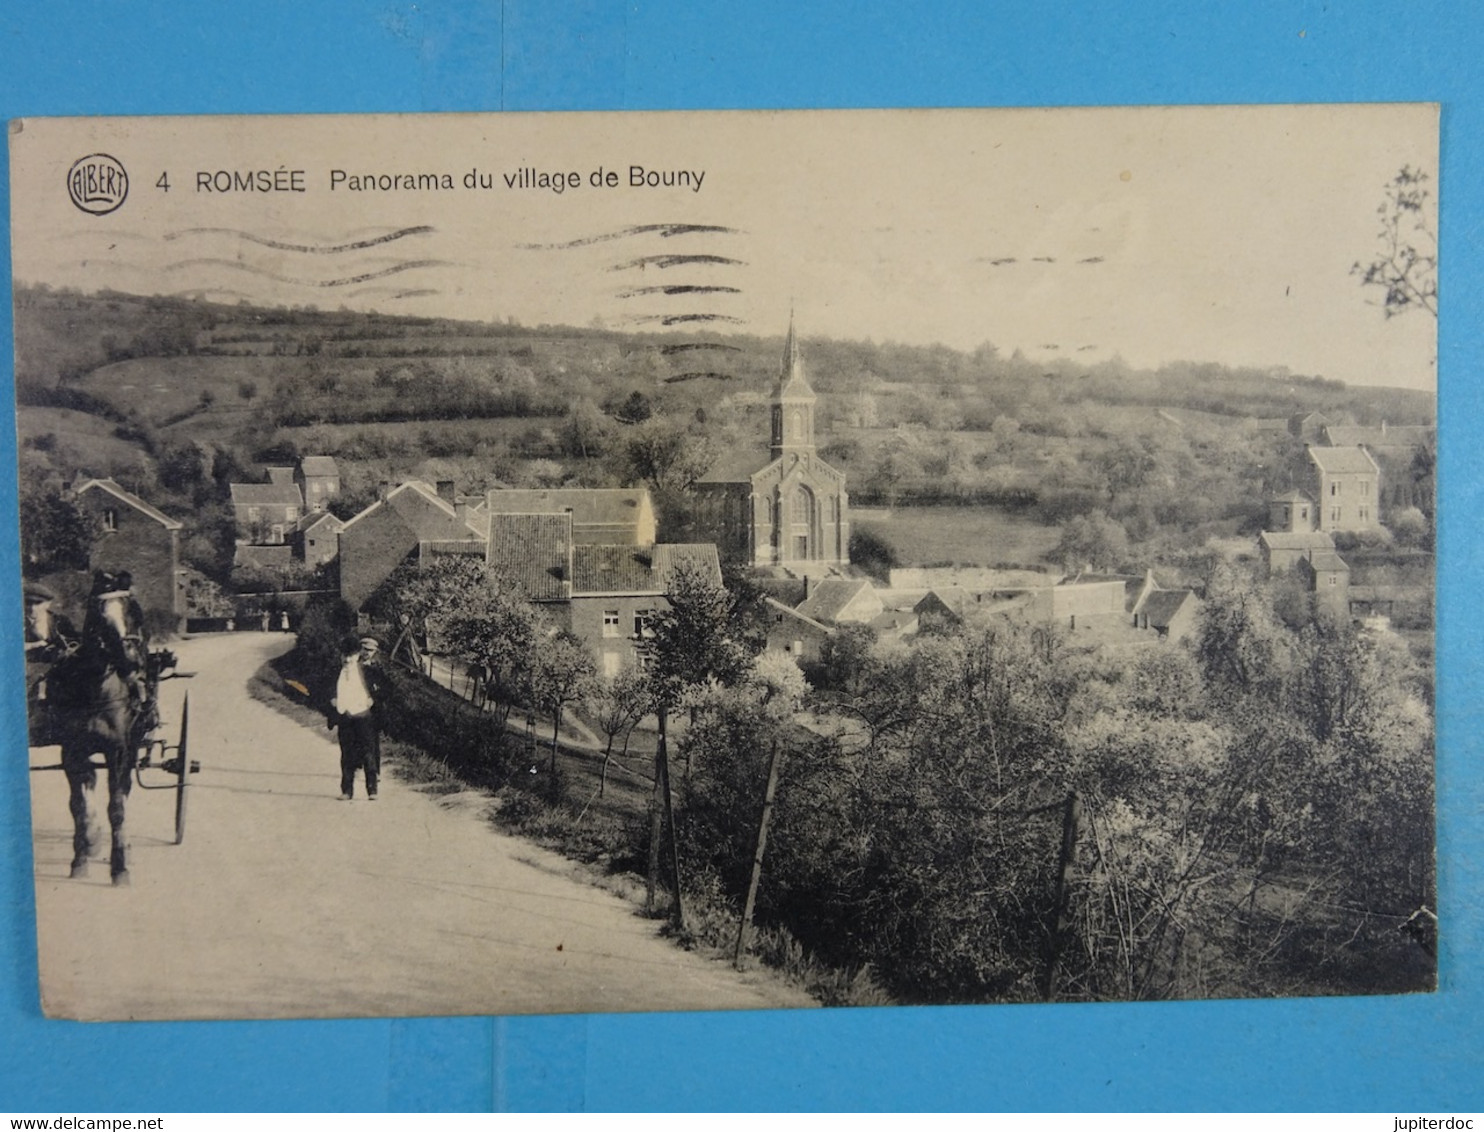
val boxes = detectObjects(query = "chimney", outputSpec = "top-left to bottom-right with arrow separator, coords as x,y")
377,480 -> 390,501
436,480 -> 456,504
802,575 -> 810,600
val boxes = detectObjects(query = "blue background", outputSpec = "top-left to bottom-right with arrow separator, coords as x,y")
1,1 -> 1479,1112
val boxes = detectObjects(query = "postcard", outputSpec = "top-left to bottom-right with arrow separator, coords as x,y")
8,106 -> 1437,1020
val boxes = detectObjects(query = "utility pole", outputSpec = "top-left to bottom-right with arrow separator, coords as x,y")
657,707 -> 685,929
1041,790 -> 1082,1001
735,738 -> 784,968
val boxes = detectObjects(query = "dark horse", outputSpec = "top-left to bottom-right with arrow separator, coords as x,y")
47,572 -> 152,885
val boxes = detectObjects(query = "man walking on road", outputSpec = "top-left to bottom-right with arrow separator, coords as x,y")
327,634 -> 390,801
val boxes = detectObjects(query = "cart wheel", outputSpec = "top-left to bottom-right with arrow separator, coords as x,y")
173,694 -> 190,845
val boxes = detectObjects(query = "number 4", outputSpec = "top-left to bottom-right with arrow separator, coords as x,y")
156,172 -> 170,192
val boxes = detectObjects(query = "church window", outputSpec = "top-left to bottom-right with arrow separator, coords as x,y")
792,492 -> 810,523
792,410 -> 803,437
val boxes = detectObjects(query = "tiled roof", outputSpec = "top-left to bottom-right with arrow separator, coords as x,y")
484,489 -> 651,534
1305,550 -> 1350,573
764,596 -> 832,634
296,511 -> 344,534
1270,488 -> 1314,503
797,578 -> 875,624
1307,446 -> 1380,475
298,455 -> 339,477
653,544 -> 723,589
74,478 -> 183,530
569,543 -> 723,596
1139,589 -> 1195,628
486,513 -> 571,601
230,481 -> 304,508
698,448 -> 772,484
233,543 -> 293,569
1259,530 -> 1335,551
1322,425 -> 1433,450
265,466 -> 296,485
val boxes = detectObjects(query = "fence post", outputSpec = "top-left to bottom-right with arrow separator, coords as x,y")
1041,790 -> 1081,1001
734,739 -> 784,968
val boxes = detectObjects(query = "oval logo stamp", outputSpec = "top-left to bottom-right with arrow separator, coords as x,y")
66,153 -> 129,215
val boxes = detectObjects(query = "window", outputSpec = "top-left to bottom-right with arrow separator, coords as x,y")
1330,482 -> 1339,496
285,506 -> 297,521
102,507 -> 118,532
1331,506 -> 1341,523
248,506 -> 262,522
1360,479 -> 1370,495
1328,576 -> 1337,586
634,609 -> 654,638
1358,507 -> 1369,522
602,610 -> 621,638
793,492 -> 810,523
601,652 -> 622,679
792,639 -> 804,655
270,524 -> 284,544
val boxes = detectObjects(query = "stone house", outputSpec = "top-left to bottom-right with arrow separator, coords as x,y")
1259,529 -> 1337,575
1300,549 -> 1351,619
294,510 -> 345,570
1133,589 -> 1199,642
295,455 -> 341,513
762,597 -> 833,664
1306,445 -> 1381,532
338,481 -> 485,608
229,479 -> 304,545
72,478 -> 184,633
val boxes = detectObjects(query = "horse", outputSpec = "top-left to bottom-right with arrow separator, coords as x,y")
47,572 -> 152,885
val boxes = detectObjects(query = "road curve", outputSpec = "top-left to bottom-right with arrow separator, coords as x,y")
29,632 -> 811,1020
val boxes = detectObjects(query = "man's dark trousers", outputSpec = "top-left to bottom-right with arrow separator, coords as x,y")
338,712 -> 380,797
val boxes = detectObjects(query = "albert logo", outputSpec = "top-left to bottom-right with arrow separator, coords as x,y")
66,153 -> 129,215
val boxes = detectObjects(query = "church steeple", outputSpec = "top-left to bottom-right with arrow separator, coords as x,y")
771,311 -> 817,460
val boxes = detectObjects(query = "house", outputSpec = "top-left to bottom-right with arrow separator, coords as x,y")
230,479 -> 304,545
796,577 -> 883,626
72,478 -> 184,633
568,544 -> 723,679
697,317 -> 851,570
295,455 -> 341,513
1259,529 -> 1336,575
482,509 -> 727,679
338,481 -> 486,608
1300,549 -> 1351,619
294,510 -> 345,570
762,597 -> 833,664
1133,589 -> 1199,642
1306,446 -> 1381,532
484,488 -> 656,546
1289,411 -> 1331,443
1267,489 -> 1316,534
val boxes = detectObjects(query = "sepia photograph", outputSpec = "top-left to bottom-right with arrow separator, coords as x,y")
8,105 -> 1438,1021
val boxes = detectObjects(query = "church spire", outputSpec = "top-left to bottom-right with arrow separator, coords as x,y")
771,311 -> 816,459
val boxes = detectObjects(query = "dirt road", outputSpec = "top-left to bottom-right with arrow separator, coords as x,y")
29,633 -> 811,1020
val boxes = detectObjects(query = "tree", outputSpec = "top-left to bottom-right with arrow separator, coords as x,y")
1051,510 -> 1129,574
525,631 -> 597,798
19,487 -> 99,574
643,560 -> 762,711
589,664 -> 652,796
1352,165 -> 1438,320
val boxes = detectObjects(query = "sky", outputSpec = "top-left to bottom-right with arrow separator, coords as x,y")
9,105 -> 1438,391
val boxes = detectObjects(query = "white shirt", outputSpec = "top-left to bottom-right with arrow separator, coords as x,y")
334,659 -> 374,717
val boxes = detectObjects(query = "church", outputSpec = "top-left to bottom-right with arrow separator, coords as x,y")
697,317 -> 851,571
